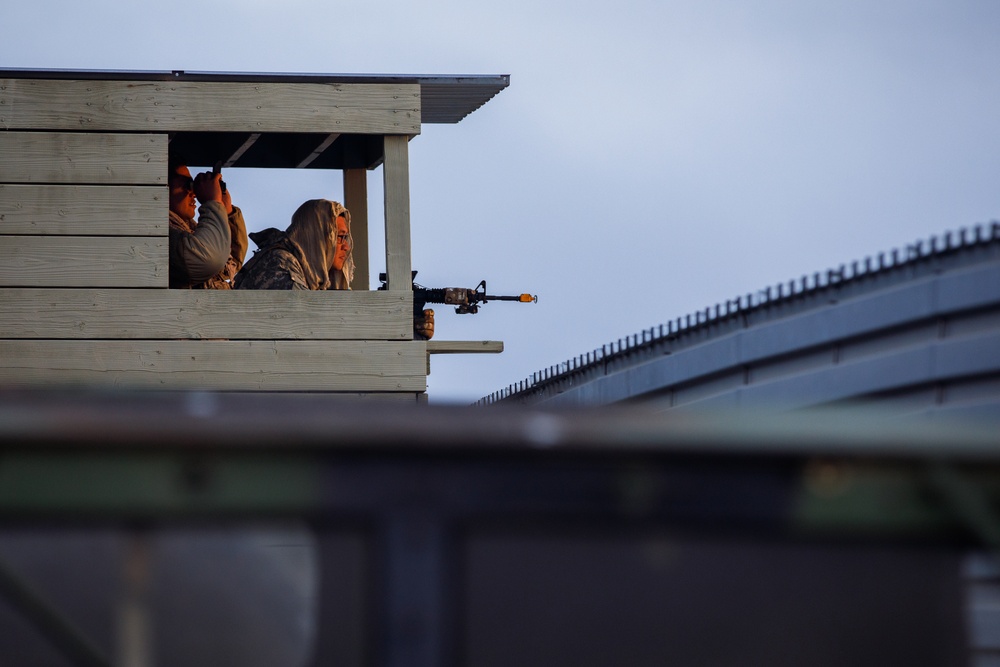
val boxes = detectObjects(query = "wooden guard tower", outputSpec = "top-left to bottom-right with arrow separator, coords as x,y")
0,69 -> 509,401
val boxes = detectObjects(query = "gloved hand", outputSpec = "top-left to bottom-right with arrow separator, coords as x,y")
414,308 -> 435,340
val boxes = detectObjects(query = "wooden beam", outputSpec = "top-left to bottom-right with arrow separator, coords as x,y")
382,135 -> 412,295
426,341 -> 504,354
229,392 -> 423,402
0,340 -> 428,392
424,340 -> 504,376
222,133 -> 261,167
0,185 -> 165,236
0,289 -> 412,340
343,169 -> 369,290
297,133 -> 341,168
0,132 -> 166,185
0,237 -> 166,287
0,79 -> 421,134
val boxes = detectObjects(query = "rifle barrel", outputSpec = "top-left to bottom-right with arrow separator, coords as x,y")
486,294 -> 537,303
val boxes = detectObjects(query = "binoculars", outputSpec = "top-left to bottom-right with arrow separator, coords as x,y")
212,162 -> 227,194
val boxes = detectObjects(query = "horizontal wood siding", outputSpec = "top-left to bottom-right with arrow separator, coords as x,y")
0,79 -> 421,134
0,289 -> 412,340
0,340 -> 428,392
0,185 -> 165,236
0,238 -> 166,287
0,132 -> 166,184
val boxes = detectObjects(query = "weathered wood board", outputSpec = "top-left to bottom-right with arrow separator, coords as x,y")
0,132 -> 166,184
0,238 -> 166,287
0,289 -> 412,340
0,79 -> 421,134
0,340 -> 427,392
0,185 -> 165,235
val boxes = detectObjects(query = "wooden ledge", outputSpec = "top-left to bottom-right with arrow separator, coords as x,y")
426,341 -> 503,354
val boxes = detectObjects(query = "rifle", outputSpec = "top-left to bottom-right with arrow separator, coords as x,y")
378,271 -> 537,314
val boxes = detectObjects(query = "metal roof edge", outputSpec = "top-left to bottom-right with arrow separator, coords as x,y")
0,67 -> 509,86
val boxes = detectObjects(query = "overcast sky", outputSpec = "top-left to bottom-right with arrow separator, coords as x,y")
5,0 -> 1000,402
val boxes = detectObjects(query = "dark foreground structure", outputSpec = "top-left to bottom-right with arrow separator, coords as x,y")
0,393 -> 998,666
465,225 -> 1000,666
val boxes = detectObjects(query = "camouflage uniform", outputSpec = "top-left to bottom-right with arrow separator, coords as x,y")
234,199 -> 353,291
232,229 -> 313,290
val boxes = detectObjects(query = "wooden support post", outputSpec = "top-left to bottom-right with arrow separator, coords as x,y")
382,136 -> 412,294
343,169 -> 370,291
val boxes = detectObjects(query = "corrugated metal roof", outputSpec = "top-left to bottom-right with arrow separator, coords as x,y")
0,68 -> 509,124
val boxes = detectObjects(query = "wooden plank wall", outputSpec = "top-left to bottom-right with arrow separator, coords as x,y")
0,78 -> 425,394
0,132 -> 168,287
0,287 -> 424,392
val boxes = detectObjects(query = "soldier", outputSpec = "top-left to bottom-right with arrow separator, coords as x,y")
233,199 -> 353,290
234,199 -> 434,338
168,159 -> 249,289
